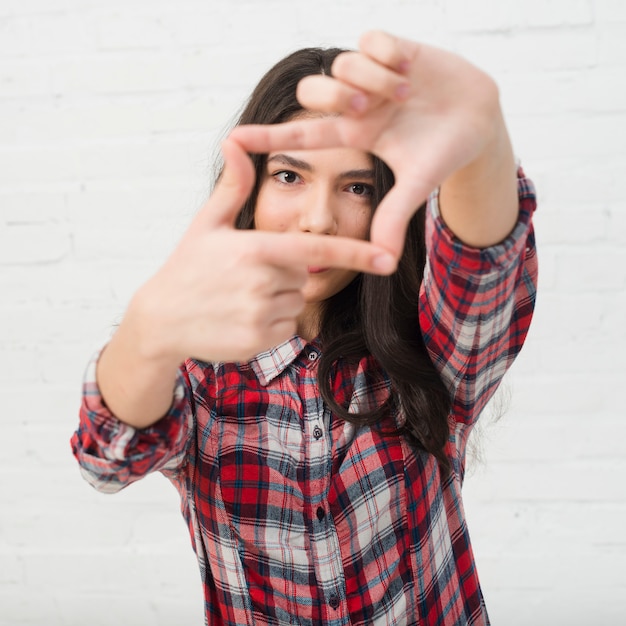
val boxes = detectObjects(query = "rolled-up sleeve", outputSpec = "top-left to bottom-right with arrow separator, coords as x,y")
70,349 -> 194,493
419,169 -> 538,427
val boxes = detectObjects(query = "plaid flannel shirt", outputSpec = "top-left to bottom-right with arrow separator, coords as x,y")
72,170 -> 537,626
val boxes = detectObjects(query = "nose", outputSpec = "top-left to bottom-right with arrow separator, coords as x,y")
298,186 -> 337,235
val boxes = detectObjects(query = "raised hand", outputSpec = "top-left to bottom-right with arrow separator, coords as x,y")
231,30 -> 518,259
130,137 -> 396,366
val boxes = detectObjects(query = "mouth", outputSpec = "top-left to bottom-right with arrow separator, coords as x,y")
307,266 -> 329,274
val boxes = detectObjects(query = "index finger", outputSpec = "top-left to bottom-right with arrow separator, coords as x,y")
229,118 -> 345,154
255,232 -> 397,275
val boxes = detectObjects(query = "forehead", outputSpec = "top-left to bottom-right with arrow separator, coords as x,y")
267,147 -> 373,172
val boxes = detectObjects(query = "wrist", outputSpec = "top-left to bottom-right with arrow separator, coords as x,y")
125,285 -> 185,368
96,297 -> 184,427
439,108 -> 518,248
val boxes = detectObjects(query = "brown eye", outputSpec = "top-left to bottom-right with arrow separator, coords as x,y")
349,183 -> 373,196
275,170 -> 299,184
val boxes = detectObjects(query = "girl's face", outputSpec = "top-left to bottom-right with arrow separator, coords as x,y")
254,145 -> 375,313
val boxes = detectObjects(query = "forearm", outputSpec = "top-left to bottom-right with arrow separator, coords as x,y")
438,107 -> 519,249
420,170 -> 538,424
96,295 -> 183,430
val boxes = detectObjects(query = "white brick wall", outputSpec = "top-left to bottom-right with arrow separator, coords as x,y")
1,1 -> 624,624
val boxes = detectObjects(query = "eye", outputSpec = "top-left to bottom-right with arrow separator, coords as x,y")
347,183 -> 374,197
273,170 -> 300,184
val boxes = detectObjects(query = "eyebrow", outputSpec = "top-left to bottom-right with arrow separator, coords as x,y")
267,153 -> 375,180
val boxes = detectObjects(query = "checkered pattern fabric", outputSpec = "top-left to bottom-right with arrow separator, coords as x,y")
72,171 -> 537,625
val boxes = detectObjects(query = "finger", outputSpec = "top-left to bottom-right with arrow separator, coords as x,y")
250,264 -> 308,296
330,51 -> 410,103
267,290 -> 306,321
271,267 -> 308,293
264,318 -> 298,349
229,118 -> 344,154
295,74 -> 374,115
369,178 -> 433,260
358,30 -> 415,74
193,138 -> 255,229
255,232 -> 397,275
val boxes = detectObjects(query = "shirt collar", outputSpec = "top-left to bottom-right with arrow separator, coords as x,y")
249,335 -> 308,386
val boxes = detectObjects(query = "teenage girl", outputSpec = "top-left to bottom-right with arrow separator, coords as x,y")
72,31 -> 537,625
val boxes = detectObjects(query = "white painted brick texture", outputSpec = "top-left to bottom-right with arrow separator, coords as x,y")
1,1 -> 624,624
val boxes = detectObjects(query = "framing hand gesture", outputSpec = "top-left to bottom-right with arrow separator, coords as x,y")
232,30 -> 518,258
131,138 -> 395,366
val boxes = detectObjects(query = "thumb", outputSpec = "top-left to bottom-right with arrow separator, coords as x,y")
194,137 -> 256,229
369,178 -> 431,260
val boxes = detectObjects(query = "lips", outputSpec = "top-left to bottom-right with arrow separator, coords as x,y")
307,266 -> 329,274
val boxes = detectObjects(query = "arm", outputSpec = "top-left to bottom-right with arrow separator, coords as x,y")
91,138 -> 394,431
95,299 -> 184,429
70,348 -> 194,493
438,105 -> 519,249
419,169 -> 538,425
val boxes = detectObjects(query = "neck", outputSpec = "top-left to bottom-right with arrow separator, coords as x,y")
297,304 -> 322,343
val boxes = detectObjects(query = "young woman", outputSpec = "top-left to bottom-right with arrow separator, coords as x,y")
72,31 -> 537,625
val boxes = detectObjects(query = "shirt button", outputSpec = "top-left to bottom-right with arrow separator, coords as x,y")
313,426 -> 323,439
316,506 -> 325,521
307,350 -> 318,361
328,594 -> 340,609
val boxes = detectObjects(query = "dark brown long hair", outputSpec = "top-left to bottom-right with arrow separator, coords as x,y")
231,47 -> 453,472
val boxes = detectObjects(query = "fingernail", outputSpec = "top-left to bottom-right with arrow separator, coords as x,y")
398,60 -> 411,74
395,83 -> 410,100
351,93 -> 368,112
373,253 -> 396,273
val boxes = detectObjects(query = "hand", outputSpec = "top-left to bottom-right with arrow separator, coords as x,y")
231,31 -> 517,258
130,138 -> 396,365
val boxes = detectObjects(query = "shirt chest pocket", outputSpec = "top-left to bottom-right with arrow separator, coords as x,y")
215,408 -> 309,555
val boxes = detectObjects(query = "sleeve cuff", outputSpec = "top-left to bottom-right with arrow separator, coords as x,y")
426,167 -> 537,277
80,345 -> 189,463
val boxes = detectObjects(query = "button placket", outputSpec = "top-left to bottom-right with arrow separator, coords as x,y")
301,363 -> 346,622
328,594 -> 340,609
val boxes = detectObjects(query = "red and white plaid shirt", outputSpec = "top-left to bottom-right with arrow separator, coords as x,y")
72,170 -> 537,626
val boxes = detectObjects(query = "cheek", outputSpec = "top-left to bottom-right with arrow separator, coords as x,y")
346,207 -> 373,240
254,211 -> 288,232
254,188 -> 289,232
